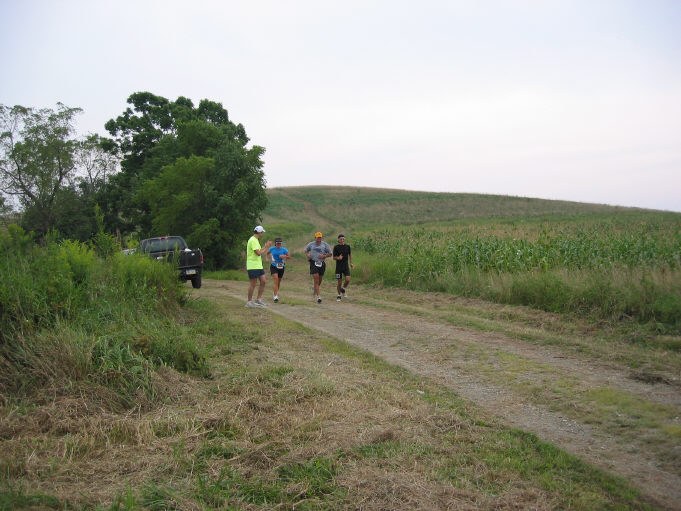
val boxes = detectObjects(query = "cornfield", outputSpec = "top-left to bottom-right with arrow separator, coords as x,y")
356,221 -> 681,277
353,216 -> 681,332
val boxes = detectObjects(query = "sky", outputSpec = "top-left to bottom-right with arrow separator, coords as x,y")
2,0 -> 681,212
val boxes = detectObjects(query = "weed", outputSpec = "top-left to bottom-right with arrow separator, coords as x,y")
277,456 -> 339,498
0,485 -> 61,510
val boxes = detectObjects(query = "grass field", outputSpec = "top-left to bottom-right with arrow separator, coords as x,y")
2,187 -> 679,509
1,290 -> 661,510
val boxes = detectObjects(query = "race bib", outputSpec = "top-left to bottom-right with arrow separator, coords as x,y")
314,260 -> 323,267
276,263 -> 284,269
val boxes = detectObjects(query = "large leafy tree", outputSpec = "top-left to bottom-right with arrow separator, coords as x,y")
104,92 -> 267,268
0,104 -> 119,240
0,104 -> 81,236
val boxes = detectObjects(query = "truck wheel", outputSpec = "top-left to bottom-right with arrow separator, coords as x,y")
191,274 -> 202,289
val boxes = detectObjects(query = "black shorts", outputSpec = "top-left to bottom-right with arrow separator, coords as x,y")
270,265 -> 285,278
335,266 -> 350,279
247,269 -> 265,279
309,260 -> 326,276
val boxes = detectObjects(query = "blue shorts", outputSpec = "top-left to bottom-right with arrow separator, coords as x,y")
247,269 -> 265,279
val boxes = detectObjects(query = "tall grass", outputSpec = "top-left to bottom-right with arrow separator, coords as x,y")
354,216 -> 681,334
0,226 -> 209,409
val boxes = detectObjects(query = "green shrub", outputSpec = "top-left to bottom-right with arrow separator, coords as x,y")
508,272 -> 571,313
58,240 -> 97,286
0,231 -> 80,335
0,227 -> 207,407
90,336 -> 156,408
650,294 -> 681,327
131,326 -> 210,377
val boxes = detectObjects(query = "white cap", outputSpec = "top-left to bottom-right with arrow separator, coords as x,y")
254,225 -> 265,233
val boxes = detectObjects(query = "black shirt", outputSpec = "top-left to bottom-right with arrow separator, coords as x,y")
333,244 -> 351,270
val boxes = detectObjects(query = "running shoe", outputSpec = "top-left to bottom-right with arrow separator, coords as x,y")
336,295 -> 342,302
255,299 -> 267,307
245,301 -> 256,308
273,295 -> 279,303
317,296 -> 322,304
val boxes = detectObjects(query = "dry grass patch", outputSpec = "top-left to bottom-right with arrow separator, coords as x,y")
0,295 -> 661,510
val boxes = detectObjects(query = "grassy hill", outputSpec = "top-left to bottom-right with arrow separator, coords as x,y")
261,185 -> 667,243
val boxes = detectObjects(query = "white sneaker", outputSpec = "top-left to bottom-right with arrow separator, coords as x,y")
316,296 -> 322,304
336,295 -> 341,302
245,301 -> 256,308
255,299 -> 267,307
273,295 -> 279,303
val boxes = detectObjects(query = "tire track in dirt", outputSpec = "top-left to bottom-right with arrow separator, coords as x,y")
196,278 -> 681,510
355,296 -> 681,408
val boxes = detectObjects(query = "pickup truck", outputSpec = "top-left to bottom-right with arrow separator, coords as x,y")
138,236 -> 204,289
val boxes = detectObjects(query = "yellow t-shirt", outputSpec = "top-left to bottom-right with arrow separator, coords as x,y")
246,235 -> 263,270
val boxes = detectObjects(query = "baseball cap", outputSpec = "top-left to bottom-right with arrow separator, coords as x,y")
274,237 -> 283,243
254,225 -> 265,233
314,231 -> 323,238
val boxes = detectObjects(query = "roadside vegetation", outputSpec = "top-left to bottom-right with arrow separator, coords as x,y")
0,225 -> 209,409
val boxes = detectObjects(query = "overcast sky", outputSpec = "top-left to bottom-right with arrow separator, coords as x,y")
2,0 -> 680,211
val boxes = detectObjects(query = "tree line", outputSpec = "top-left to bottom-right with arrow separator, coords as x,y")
0,92 -> 268,268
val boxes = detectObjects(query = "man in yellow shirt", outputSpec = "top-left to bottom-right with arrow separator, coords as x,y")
246,225 -> 272,307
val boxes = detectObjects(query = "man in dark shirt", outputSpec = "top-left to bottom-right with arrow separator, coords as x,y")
332,233 -> 353,301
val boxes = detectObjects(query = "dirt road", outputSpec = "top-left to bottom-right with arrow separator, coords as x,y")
196,274 -> 681,510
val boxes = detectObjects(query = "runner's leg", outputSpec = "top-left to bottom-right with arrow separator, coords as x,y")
248,278 -> 257,301
257,274 -> 267,300
272,274 -> 280,296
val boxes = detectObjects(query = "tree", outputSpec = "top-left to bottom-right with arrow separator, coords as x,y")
105,92 -> 268,267
74,134 -> 119,197
0,104 -> 119,240
0,104 -> 81,236
140,155 -> 214,236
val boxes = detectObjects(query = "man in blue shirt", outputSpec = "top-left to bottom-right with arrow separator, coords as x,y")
267,237 -> 291,303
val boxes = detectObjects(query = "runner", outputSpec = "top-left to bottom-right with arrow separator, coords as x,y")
267,237 -> 291,303
304,231 -> 332,303
333,233 -> 353,301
